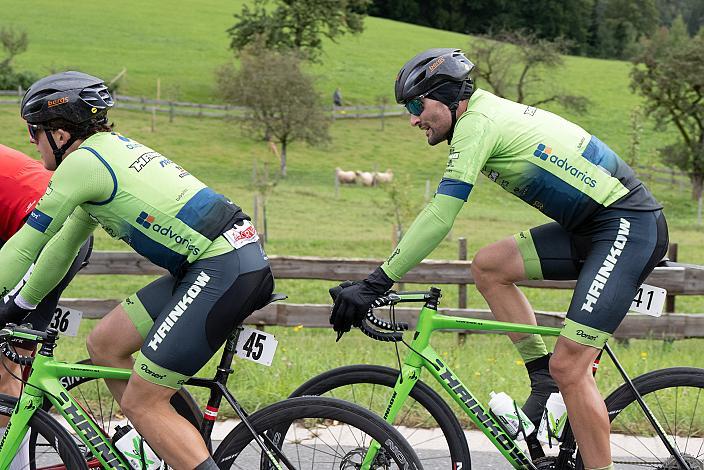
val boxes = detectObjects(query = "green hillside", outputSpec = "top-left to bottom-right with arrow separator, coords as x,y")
1,0 -> 701,312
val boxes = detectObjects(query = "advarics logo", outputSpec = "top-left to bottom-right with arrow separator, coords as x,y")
533,143 -> 597,188
136,211 -> 155,228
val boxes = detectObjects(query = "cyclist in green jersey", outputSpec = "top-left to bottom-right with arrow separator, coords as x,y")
0,71 -> 274,469
330,49 -> 668,470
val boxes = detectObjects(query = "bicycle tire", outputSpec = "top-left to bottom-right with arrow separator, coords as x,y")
0,393 -> 87,470
213,396 -> 423,469
575,366 -> 704,469
35,358 -> 203,468
289,364 -> 472,469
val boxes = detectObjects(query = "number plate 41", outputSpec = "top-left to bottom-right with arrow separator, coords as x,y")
629,283 -> 667,317
235,327 -> 278,366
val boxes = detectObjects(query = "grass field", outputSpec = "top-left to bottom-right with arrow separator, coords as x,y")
1,0 -> 703,419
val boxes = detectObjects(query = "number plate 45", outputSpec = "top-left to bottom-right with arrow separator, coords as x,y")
235,327 -> 278,366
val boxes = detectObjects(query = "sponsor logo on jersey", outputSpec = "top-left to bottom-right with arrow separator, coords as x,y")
524,106 -> 537,116
533,143 -> 597,188
147,271 -> 211,351
135,212 -> 201,255
581,218 -> 630,313
27,209 -> 53,233
47,96 -> 69,107
136,211 -> 156,228
130,152 -> 163,172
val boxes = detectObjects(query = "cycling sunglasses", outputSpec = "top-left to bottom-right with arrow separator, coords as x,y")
405,98 -> 424,116
27,124 -> 43,140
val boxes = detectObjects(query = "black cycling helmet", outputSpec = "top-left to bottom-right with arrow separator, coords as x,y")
395,49 -> 475,144
395,48 -> 474,104
21,71 -> 113,165
21,71 -> 113,125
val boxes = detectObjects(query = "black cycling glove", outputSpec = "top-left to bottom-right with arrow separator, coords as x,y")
0,298 -> 32,329
329,267 -> 395,340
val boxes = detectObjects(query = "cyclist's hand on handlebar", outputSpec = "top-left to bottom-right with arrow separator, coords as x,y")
0,298 -> 32,329
329,267 -> 394,340
328,280 -> 356,303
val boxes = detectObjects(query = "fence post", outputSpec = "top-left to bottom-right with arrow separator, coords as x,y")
458,237 -> 468,345
169,101 -> 174,123
665,242 -> 678,313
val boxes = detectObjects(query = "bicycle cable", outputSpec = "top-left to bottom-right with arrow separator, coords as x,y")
0,341 -> 63,403
385,302 -> 438,373
389,304 -> 404,383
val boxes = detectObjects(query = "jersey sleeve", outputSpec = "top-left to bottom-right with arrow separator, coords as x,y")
381,193 -> 464,281
0,149 -> 111,299
19,207 -> 98,305
440,112 -> 499,199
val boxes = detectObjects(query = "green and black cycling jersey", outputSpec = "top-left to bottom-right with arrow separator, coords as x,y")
381,89 -> 666,347
382,88 -> 661,281
0,132 -> 247,305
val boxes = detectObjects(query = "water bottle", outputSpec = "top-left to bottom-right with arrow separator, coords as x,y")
112,424 -> 164,470
537,392 -> 568,445
488,391 -> 535,440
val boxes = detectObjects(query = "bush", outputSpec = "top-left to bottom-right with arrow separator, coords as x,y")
0,66 -> 37,90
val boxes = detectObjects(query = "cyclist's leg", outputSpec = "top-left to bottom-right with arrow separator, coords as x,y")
122,243 -> 273,467
473,223 -> 585,425
551,209 -> 668,468
87,274 -> 177,401
471,235 -> 537,342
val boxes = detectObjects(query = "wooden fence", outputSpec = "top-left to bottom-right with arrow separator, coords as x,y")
0,90 -> 405,120
61,249 -> 704,340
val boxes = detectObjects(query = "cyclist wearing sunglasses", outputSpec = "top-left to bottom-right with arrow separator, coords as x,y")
0,71 -> 274,469
330,48 -> 667,470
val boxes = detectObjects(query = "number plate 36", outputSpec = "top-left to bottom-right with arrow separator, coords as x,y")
51,306 -> 83,336
235,327 -> 278,366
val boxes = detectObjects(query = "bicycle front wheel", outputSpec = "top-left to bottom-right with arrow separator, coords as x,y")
0,394 -> 87,470
578,366 -> 704,468
213,396 -> 423,469
290,364 -> 471,469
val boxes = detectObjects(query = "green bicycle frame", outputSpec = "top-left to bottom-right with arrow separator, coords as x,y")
0,328 -> 132,469
363,292 -> 563,470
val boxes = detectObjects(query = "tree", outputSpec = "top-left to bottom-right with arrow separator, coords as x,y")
227,0 -> 370,62
0,26 -> 36,89
471,31 -> 590,113
631,28 -> 704,222
217,47 -> 331,177
589,0 -> 659,58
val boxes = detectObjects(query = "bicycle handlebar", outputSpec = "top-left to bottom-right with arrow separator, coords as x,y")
0,340 -> 33,366
357,289 -> 441,342
0,324 -> 55,366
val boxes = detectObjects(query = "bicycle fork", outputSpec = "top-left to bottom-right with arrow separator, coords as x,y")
361,362 -> 422,470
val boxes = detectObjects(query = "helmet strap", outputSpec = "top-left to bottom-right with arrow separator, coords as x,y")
445,80 -> 472,144
44,130 -> 77,167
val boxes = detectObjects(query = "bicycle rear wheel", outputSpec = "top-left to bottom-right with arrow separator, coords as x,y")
213,396 -> 423,469
290,364 -> 472,469
576,366 -> 704,468
0,394 -> 87,469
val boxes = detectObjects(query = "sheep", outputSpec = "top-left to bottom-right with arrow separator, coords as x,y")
373,169 -> 394,185
335,167 -> 357,184
355,171 -> 374,187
